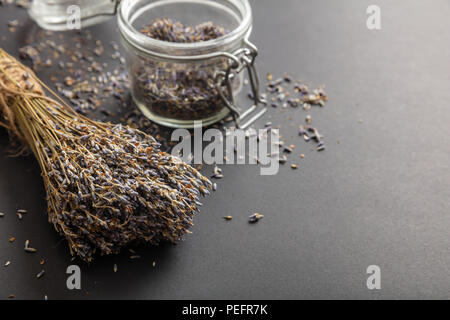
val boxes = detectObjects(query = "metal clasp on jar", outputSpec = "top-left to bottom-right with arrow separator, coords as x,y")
215,37 -> 267,129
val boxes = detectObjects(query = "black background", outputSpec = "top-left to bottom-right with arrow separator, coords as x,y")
1,0 -> 450,300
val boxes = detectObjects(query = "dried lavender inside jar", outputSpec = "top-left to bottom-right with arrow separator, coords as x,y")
132,18 -> 237,123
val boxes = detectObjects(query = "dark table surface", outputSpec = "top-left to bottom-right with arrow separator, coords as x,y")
1,0 -> 450,300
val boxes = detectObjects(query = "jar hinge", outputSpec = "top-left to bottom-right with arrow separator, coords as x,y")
216,39 -> 267,130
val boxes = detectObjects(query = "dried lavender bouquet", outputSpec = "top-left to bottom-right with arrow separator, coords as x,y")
0,48 -> 211,262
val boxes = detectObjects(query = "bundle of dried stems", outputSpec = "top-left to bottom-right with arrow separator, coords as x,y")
0,48 -> 211,262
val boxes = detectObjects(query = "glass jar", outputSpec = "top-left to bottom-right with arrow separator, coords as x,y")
118,0 -> 266,128
28,0 -> 120,31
